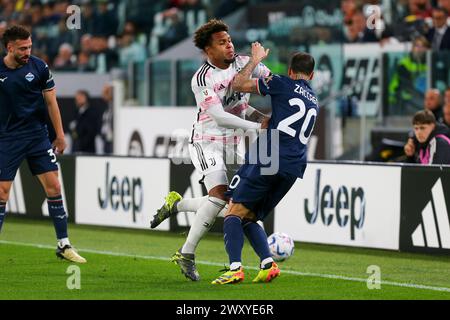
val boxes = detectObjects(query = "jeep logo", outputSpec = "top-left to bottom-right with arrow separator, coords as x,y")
97,162 -> 143,222
304,169 -> 366,240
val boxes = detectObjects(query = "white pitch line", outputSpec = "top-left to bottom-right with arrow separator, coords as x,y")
1,239 -> 450,293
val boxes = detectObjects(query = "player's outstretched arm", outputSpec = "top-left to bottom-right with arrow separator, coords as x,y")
232,42 -> 269,94
44,88 -> 66,154
246,105 -> 269,123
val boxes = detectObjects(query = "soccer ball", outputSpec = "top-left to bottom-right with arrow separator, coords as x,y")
267,232 -> 295,262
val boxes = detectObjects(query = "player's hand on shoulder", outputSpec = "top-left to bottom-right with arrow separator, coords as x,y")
251,42 -> 269,63
261,116 -> 270,129
52,136 -> 67,155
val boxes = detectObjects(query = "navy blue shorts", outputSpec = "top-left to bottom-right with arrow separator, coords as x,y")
226,164 -> 297,221
0,135 -> 58,181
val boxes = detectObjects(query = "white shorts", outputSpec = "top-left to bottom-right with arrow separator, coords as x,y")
188,141 -> 244,191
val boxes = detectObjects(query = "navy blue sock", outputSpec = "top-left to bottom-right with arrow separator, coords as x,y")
243,221 -> 272,261
0,201 -> 6,233
223,215 -> 244,267
47,196 -> 68,240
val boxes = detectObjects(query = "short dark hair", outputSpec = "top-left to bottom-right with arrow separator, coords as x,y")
193,19 -> 229,50
76,89 -> 90,100
412,110 -> 436,125
290,52 -> 315,76
2,25 -> 31,48
433,6 -> 448,16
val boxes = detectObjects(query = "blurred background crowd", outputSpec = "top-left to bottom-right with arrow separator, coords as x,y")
0,0 -> 449,163
0,0 -> 449,72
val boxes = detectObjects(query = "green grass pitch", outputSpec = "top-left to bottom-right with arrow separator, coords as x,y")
0,217 -> 449,300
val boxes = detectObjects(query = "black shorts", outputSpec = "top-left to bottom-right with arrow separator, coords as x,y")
225,164 -> 297,221
0,135 -> 58,181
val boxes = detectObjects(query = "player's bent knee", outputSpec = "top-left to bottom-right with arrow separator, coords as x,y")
0,182 -> 13,201
45,182 -> 61,197
225,202 -> 257,221
208,184 -> 228,201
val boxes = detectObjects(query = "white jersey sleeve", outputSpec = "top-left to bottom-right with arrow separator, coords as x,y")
192,74 -> 260,130
207,104 -> 261,130
192,83 -> 222,112
252,61 -> 271,79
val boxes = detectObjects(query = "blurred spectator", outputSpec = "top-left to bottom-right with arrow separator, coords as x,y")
158,8 -> 188,51
444,102 -> 450,127
388,36 -> 429,114
122,20 -> 146,43
379,24 -> 402,46
92,0 -> 118,37
404,88 -> 446,159
80,1 -> 95,36
80,33 -> 92,55
179,0 -> 207,34
0,1 -> 16,22
77,51 -> 95,72
438,0 -> 450,13
98,84 -> 114,154
0,0 -> 201,70
90,35 -> 119,73
341,0 -> 358,26
410,110 -> 450,164
126,0 -> 164,31
343,10 -> 379,43
53,43 -> 76,71
443,87 -> 450,127
214,0 -> 248,18
426,7 -> 450,50
76,34 -> 96,71
407,0 -> 433,19
117,30 -> 147,68
424,88 -> 444,122
53,19 -> 77,52
70,90 -> 102,154
394,0 -> 431,41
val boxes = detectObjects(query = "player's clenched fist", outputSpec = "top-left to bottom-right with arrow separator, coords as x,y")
52,137 -> 67,155
251,42 -> 269,63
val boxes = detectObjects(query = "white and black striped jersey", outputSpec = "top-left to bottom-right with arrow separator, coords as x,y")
190,55 -> 270,144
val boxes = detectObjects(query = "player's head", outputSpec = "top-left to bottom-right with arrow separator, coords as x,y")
194,19 -> 235,68
412,110 -> 436,143
2,25 -> 32,66
288,52 -> 315,81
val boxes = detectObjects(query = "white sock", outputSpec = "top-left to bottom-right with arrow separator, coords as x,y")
261,257 -> 274,269
181,196 -> 226,254
230,262 -> 242,270
58,238 -> 71,248
175,196 -> 208,213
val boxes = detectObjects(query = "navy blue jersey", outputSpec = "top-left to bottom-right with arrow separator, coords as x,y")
254,74 -> 319,178
0,55 -> 55,139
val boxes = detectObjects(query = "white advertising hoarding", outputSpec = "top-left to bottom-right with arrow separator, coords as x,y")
75,156 -> 170,230
274,163 -> 402,250
116,107 -> 197,157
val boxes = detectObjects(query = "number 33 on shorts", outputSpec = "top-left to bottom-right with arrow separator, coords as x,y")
47,148 -> 57,163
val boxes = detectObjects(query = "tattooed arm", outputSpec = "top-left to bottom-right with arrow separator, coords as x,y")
232,42 -> 269,94
246,105 -> 269,123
